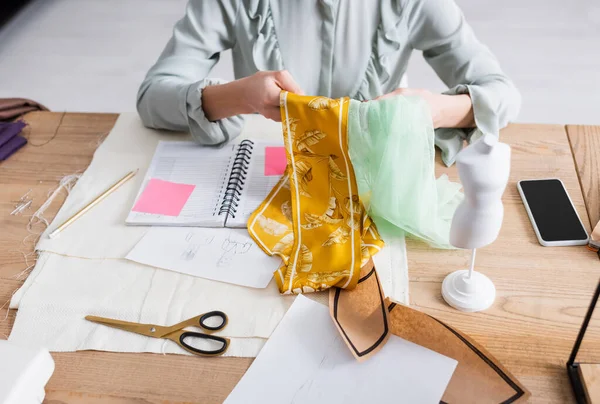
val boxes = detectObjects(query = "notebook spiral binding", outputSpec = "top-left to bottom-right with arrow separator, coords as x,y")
219,140 -> 254,218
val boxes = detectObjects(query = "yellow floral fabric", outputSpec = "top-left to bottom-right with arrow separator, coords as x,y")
248,92 -> 384,294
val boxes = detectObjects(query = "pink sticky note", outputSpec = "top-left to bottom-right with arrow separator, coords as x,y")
264,147 -> 287,176
132,178 -> 195,216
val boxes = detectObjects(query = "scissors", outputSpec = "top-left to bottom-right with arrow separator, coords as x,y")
85,311 -> 230,356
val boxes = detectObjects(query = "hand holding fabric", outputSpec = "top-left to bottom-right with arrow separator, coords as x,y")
239,71 -> 304,121
202,71 -> 304,122
376,88 -> 474,129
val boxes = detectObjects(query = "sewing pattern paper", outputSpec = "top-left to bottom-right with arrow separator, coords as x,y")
126,227 -> 279,288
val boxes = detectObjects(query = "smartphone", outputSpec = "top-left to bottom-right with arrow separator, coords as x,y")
517,179 -> 589,246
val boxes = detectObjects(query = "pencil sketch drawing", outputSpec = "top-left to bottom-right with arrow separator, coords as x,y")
218,234 -> 252,267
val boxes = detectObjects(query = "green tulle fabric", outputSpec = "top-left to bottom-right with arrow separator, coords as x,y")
348,96 -> 463,249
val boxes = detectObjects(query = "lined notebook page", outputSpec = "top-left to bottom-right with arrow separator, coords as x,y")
227,141 -> 284,227
126,141 -> 235,226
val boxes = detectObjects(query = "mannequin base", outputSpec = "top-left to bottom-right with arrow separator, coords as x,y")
442,269 -> 496,312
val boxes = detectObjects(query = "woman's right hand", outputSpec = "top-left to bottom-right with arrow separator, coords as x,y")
237,70 -> 304,121
202,70 -> 303,122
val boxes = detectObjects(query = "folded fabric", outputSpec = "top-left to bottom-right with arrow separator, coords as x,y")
0,98 -> 48,121
0,134 -> 27,161
248,93 -> 384,294
0,120 -> 27,161
0,120 -> 26,148
348,95 -> 463,248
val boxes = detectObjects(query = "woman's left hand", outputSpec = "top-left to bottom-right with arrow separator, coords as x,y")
375,88 -> 475,129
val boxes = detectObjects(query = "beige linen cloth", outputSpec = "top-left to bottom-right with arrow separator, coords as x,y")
9,113 -> 408,357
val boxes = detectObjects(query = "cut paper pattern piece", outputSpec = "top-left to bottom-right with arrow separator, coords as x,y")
386,299 -> 530,403
264,146 -> 287,176
329,259 -> 390,362
132,178 -> 195,216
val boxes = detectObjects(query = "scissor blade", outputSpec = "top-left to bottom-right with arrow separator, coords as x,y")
85,315 -> 167,338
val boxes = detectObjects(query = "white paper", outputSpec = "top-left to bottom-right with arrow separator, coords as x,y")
126,227 -> 280,288
224,295 -> 457,404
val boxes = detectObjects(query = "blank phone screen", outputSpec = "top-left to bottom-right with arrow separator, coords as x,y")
520,179 -> 588,242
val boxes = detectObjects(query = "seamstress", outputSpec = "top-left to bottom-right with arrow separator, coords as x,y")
136,0 -> 520,165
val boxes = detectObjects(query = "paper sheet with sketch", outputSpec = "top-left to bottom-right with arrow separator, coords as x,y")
126,227 -> 280,288
224,295 -> 457,404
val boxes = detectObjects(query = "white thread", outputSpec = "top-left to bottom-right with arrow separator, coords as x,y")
10,200 -> 32,215
11,263 -> 36,281
0,288 -> 19,325
0,173 -> 83,331
10,189 -> 33,215
21,233 -> 37,248
27,173 -> 81,235
8,250 -> 37,280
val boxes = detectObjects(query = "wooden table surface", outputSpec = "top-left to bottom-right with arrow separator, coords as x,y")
1,112 -> 599,404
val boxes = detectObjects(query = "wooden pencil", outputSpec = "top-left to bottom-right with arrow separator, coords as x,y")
48,169 -> 137,239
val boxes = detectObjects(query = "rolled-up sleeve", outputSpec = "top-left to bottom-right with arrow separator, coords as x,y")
136,0 -> 244,145
407,0 -> 521,165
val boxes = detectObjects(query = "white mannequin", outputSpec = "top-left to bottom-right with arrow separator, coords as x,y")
442,134 -> 511,312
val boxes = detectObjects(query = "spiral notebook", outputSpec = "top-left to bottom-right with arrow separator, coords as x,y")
125,140 -> 284,227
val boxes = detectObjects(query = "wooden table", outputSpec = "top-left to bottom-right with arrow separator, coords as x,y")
1,112 -> 599,403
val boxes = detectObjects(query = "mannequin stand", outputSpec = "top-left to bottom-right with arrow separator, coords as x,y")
441,249 -> 496,312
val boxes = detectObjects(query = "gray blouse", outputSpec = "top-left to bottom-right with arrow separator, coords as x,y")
137,0 -> 520,166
